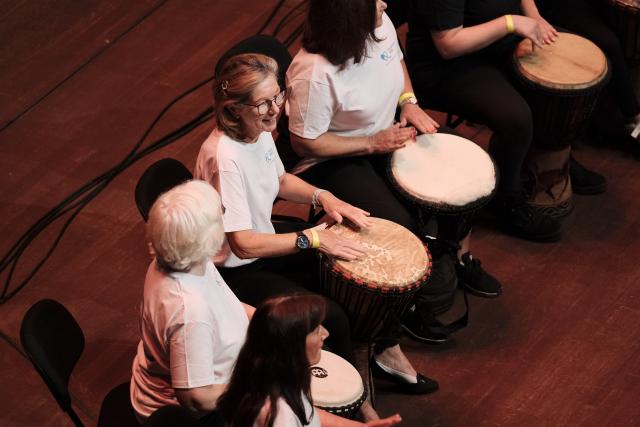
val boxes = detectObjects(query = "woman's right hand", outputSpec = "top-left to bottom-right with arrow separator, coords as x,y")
368,123 -> 416,154
316,229 -> 367,261
364,414 -> 402,427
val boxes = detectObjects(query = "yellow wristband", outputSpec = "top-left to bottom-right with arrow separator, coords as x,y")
310,229 -> 320,249
398,92 -> 416,106
505,15 -> 515,34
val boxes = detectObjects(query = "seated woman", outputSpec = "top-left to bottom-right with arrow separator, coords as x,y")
286,0 -> 500,381
194,52 -> 369,365
403,0 -> 610,239
130,180 -> 252,425
217,294 -> 402,427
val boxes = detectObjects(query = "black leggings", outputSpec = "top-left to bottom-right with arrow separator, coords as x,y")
218,224 -> 352,361
410,58 -> 532,197
541,0 -> 640,118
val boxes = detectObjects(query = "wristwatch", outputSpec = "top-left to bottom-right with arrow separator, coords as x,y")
295,231 -> 311,250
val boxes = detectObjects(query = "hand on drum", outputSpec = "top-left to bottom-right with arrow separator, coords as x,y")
318,192 -> 374,230
399,103 -> 439,134
513,15 -> 557,48
369,123 -> 415,154
364,413 -> 402,427
316,228 -> 367,261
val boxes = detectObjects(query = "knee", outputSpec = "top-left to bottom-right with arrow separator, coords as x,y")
492,99 -> 533,145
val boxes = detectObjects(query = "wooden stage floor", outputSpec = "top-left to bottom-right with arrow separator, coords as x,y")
1,1 -> 639,426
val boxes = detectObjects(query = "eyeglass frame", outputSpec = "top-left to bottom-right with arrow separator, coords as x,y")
241,90 -> 286,115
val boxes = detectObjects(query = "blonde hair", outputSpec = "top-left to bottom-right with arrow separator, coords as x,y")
147,180 -> 224,272
213,53 -> 279,141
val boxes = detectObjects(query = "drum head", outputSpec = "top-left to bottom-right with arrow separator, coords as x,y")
328,217 -> 430,290
390,133 -> 496,209
310,350 -> 365,409
514,32 -> 608,90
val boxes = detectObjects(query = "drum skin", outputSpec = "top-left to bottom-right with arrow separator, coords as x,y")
310,350 -> 366,419
319,217 -> 431,339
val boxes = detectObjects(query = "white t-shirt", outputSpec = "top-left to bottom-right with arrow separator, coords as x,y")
254,394 -> 320,427
286,12 -> 405,173
130,259 -> 249,419
194,129 -> 285,267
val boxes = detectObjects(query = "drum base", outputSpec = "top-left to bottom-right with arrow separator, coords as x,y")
523,146 -> 574,219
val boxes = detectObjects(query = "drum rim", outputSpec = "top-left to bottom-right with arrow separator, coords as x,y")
320,242 -> 432,292
386,135 -> 499,217
314,386 -> 368,416
512,32 -> 610,91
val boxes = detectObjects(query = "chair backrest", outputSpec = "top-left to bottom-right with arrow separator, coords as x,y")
20,299 -> 85,426
215,34 -> 292,88
134,158 -> 193,222
142,405 -> 201,427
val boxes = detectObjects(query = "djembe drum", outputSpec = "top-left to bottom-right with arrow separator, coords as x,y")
319,217 -> 431,339
388,132 -> 498,242
512,32 -> 610,217
310,350 -> 367,418
604,0 -> 640,64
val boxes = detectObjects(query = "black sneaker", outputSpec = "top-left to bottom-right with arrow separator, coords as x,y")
494,193 -> 563,242
456,252 -> 502,298
401,305 -> 449,344
570,156 -> 607,195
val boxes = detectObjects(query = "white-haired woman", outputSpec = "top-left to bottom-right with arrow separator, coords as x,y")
130,180 -> 252,426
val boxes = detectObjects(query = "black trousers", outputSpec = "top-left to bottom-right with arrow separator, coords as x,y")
541,0 -> 640,119
218,222 -> 352,361
410,57 -> 533,197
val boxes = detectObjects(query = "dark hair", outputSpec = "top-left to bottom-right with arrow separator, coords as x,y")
302,0 -> 381,69
213,53 -> 279,141
217,294 -> 326,427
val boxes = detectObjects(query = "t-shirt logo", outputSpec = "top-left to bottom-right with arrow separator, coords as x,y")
380,50 -> 391,61
264,148 -> 275,164
379,43 -> 397,62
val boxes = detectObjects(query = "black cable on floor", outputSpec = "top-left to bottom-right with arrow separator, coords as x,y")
0,0 -> 171,134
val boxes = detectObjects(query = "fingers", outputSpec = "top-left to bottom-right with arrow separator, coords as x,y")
367,414 -> 402,427
320,231 -> 367,260
327,210 -> 344,224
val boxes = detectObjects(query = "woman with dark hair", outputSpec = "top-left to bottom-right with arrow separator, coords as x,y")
286,0 -> 501,390
217,294 -> 402,427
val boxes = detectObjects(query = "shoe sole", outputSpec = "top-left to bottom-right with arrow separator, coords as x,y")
461,282 -> 502,298
572,183 -> 607,195
400,324 -> 449,344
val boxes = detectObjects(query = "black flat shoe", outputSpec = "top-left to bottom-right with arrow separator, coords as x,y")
370,358 -> 439,395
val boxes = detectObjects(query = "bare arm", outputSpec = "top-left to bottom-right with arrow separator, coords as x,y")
318,409 -> 402,426
432,13 -> 551,60
520,0 -> 558,43
175,384 -> 226,416
398,60 -> 439,134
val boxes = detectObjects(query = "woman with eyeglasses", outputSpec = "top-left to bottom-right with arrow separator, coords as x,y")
194,53 -> 373,386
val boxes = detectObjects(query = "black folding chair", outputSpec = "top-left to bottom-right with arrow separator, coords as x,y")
134,158 -> 193,222
20,299 -> 138,427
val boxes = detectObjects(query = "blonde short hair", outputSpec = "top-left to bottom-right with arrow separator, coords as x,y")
213,53 -> 279,141
147,180 -> 224,272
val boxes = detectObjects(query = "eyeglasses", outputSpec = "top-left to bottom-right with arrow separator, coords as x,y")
242,90 -> 286,115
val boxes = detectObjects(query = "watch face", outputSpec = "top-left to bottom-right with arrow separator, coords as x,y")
296,234 -> 310,250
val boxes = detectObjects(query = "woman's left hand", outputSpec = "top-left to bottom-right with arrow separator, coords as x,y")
399,103 -> 439,134
318,192 -> 374,229
364,414 -> 402,427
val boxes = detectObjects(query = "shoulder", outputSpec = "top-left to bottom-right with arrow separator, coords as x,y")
287,48 -> 337,86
